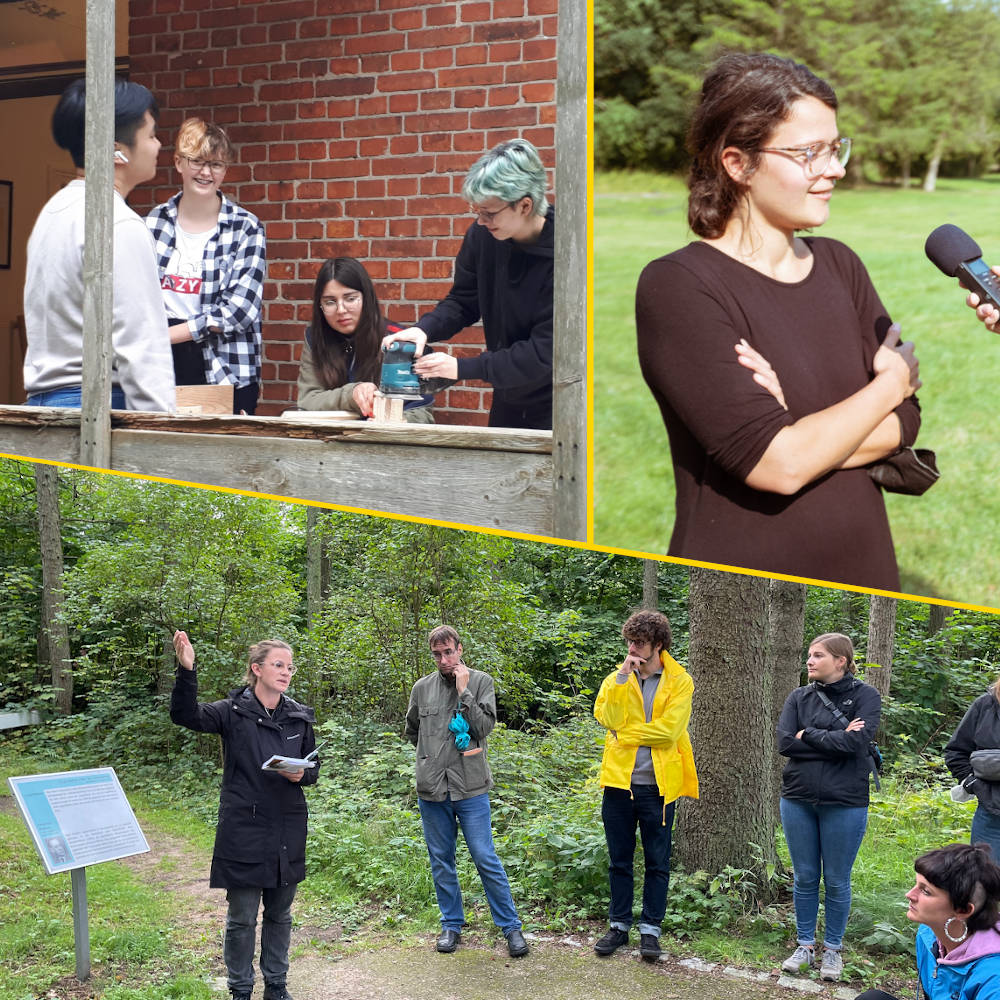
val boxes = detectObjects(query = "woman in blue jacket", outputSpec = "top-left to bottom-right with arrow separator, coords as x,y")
856,843 -> 1000,1000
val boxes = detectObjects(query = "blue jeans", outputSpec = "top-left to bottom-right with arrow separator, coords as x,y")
223,883 -> 298,992
26,385 -> 127,409
780,798 -> 868,949
418,793 -> 521,935
602,785 -> 676,937
972,805 -> 1000,863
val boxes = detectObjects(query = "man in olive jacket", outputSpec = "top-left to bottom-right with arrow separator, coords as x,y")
404,625 -> 528,958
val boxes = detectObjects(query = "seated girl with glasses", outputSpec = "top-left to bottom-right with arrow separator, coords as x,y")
296,257 -> 433,422
636,52 -> 922,591
146,118 -> 266,414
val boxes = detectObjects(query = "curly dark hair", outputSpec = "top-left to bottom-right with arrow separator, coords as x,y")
687,52 -> 838,239
914,843 -> 1000,933
622,610 -> 672,652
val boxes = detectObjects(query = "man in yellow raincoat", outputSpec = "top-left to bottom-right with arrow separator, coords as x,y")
593,610 -> 699,962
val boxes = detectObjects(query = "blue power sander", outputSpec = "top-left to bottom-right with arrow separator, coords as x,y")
379,342 -> 456,398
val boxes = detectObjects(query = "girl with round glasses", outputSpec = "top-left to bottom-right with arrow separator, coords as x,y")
296,257 -> 432,422
146,118 -> 266,414
636,52 -> 923,591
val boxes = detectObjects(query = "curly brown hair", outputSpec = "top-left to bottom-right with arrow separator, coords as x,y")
622,610 -> 672,652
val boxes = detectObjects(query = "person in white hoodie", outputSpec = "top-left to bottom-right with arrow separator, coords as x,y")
23,77 -> 175,412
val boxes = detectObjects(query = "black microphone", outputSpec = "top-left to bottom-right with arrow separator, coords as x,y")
925,223 -> 1000,311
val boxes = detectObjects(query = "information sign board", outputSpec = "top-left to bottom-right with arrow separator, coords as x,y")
7,767 -> 149,874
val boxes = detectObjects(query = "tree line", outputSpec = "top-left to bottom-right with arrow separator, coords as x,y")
596,0 -> 1000,188
3,456 -> 999,882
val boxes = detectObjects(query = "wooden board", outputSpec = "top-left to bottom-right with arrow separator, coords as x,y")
0,407 -> 555,535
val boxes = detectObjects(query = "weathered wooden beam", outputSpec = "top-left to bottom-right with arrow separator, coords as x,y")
0,411 -> 555,534
0,407 -> 552,453
81,0 -> 115,468
552,0 -> 588,543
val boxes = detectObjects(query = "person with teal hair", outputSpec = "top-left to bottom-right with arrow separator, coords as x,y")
382,137 -> 555,429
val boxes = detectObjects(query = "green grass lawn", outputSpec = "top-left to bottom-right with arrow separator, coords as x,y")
594,173 -> 1000,609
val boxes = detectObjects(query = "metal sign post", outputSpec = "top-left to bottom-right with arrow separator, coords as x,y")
8,767 -> 150,983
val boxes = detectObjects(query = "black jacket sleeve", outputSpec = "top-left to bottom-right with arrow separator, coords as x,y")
169,667 -> 229,734
945,699 -> 983,783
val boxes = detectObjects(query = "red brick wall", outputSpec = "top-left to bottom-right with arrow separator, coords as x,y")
128,0 -> 558,421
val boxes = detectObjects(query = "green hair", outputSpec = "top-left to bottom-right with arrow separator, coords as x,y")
461,138 -> 548,217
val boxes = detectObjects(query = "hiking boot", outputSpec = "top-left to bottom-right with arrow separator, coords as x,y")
820,948 -> 843,981
506,928 -> 529,957
639,933 -> 661,961
594,927 -> 629,956
230,992 -> 252,1000
781,944 -> 815,973
436,928 -> 461,953
263,986 -> 293,1000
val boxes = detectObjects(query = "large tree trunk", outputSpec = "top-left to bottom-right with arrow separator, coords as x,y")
642,559 -> 658,610
675,568 -> 776,882
866,595 -> 896,740
34,464 -> 73,715
768,579 -> 806,819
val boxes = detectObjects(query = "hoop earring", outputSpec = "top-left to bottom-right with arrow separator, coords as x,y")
944,916 -> 968,943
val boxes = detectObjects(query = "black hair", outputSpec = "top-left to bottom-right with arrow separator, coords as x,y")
914,843 -> 1000,933
52,77 -> 159,169
307,257 -> 385,389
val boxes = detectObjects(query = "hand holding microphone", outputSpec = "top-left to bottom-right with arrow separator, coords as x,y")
926,223 -> 1000,333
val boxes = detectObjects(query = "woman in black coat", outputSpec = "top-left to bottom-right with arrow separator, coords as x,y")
946,675 -> 1000,863
776,632 -> 882,983
170,630 -> 318,1000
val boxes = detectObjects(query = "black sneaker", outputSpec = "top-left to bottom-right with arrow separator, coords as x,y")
639,934 -> 661,961
594,927 -> 629,956
263,987 -> 293,1000
230,992 -> 252,1000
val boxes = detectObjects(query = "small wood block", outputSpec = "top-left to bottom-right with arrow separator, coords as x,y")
175,383 -> 234,415
372,391 -> 405,423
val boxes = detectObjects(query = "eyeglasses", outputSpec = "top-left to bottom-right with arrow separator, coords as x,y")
320,292 -> 363,311
758,137 -> 852,178
471,201 -> 518,223
264,658 -> 296,675
186,156 -> 228,173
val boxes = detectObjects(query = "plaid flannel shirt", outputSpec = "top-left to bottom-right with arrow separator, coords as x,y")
146,192 -> 266,387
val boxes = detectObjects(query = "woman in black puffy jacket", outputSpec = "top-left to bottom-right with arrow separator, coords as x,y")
776,632 -> 882,984
946,675 -> 1000,863
170,630 -> 318,1000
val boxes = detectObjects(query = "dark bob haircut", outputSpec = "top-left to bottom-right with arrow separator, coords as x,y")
52,77 -> 159,170
687,52 -> 838,239
914,843 -> 1000,934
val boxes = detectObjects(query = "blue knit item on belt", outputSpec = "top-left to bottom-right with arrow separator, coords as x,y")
449,712 -> 471,750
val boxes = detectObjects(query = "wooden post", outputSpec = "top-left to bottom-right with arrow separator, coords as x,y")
80,0 -> 115,468
552,0 -> 588,542
371,391 -> 405,423
71,866 -> 91,981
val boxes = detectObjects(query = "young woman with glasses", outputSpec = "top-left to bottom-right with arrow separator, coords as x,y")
170,631 -> 317,1000
146,118 -> 266,414
296,256 -> 433,422
636,53 -> 923,591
